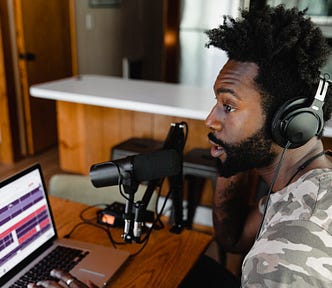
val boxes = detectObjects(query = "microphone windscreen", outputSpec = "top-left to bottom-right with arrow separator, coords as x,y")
133,149 -> 181,181
90,162 -> 121,187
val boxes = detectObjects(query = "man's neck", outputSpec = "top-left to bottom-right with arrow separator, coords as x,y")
257,138 -> 331,192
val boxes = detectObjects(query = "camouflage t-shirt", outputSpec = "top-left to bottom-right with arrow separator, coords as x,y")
241,169 -> 332,287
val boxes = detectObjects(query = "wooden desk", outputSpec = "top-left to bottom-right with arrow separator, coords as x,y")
50,196 -> 212,287
30,75 -> 213,174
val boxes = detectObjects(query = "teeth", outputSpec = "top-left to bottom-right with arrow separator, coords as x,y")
209,139 -> 225,158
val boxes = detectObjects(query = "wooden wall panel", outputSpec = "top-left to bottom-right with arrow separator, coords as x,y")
83,105 -> 108,172
152,114 -> 176,141
119,110 -> 134,140
57,101 -> 87,173
102,107 -> 122,160
184,118 -> 210,152
0,0 -> 23,162
57,103 -> 210,175
132,112 -> 155,138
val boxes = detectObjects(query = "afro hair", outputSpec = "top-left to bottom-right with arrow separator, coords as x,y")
206,5 -> 332,128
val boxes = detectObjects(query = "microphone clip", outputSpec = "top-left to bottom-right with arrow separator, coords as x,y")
121,172 -> 139,243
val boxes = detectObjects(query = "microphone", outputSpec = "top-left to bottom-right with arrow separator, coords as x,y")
90,149 -> 181,188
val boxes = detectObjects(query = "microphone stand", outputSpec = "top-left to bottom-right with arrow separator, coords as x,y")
133,178 -> 161,242
122,169 -> 164,243
124,122 -> 187,242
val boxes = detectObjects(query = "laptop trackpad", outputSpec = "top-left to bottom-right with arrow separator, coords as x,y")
69,247 -> 129,287
71,264 -> 108,287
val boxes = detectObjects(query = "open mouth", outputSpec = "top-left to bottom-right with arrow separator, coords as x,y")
209,140 -> 225,158
208,133 -> 225,158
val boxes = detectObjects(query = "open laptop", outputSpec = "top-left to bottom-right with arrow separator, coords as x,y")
0,164 -> 130,288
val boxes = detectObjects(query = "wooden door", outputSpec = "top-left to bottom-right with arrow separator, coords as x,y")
13,0 -> 73,154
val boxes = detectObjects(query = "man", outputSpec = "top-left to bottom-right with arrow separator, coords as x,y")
182,4 -> 332,288
29,4 -> 332,288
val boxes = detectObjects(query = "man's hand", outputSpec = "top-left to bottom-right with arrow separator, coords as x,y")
27,269 -> 98,288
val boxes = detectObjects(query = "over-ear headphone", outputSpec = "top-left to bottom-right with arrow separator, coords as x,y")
271,77 -> 330,149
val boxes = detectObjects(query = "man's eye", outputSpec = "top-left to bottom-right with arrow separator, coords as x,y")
224,104 -> 235,113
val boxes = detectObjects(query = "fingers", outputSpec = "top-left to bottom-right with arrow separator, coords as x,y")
50,269 -> 89,288
50,269 -> 74,284
27,280 -> 62,288
28,269 -> 96,288
27,270 -> 78,288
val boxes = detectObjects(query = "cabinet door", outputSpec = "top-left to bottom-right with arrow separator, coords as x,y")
14,0 -> 73,154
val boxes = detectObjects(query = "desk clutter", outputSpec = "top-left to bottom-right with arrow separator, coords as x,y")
0,162 -> 212,288
49,197 -> 212,288
111,136 -> 217,229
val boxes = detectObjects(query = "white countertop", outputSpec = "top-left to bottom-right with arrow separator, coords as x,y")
30,74 -> 332,137
30,75 -> 215,120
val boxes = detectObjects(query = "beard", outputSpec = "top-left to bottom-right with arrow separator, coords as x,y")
208,127 -> 277,178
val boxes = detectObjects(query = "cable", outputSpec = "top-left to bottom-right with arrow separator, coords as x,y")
255,141 -> 291,240
128,186 -> 184,257
66,121 -> 191,256
285,150 -> 326,186
139,186 -> 173,242
63,170 -> 176,256
126,187 -> 174,259
64,203 -> 126,248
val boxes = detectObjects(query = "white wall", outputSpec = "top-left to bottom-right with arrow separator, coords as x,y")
178,0 -> 247,88
75,1 -> 123,76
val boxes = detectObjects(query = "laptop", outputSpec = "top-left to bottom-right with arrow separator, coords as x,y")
0,164 -> 130,288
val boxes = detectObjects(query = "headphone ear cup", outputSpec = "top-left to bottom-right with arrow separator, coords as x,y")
271,98 -> 322,148
282,111 -> 319,146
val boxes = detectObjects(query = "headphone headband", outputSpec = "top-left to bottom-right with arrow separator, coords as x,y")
314,77 -> 329,102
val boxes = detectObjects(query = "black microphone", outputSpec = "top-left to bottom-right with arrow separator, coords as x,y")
90,149 -> 181,188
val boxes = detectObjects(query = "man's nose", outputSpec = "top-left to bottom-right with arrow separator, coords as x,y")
205,104 -> 222,132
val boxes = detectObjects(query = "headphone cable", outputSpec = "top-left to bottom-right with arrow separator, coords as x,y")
285,150 -> 326,186
255,141 -> 291,240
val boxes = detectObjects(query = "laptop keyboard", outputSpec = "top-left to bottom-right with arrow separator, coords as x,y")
10,246 -> 89,288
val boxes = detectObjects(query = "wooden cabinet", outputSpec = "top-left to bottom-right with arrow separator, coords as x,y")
56,101 -> 210,174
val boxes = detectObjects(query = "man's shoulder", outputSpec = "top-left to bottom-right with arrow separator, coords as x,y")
242,218 -> 332,287
242,170 -> 332,287
302,168 -> 332,186
259,168 -> 332,243
267,169 -> 332,226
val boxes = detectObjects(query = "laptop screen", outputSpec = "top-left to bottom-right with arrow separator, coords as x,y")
0,164 -> 56,279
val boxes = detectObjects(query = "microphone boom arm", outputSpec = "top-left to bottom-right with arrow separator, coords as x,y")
133,121 -> 187,240
163,122 -> 186,233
